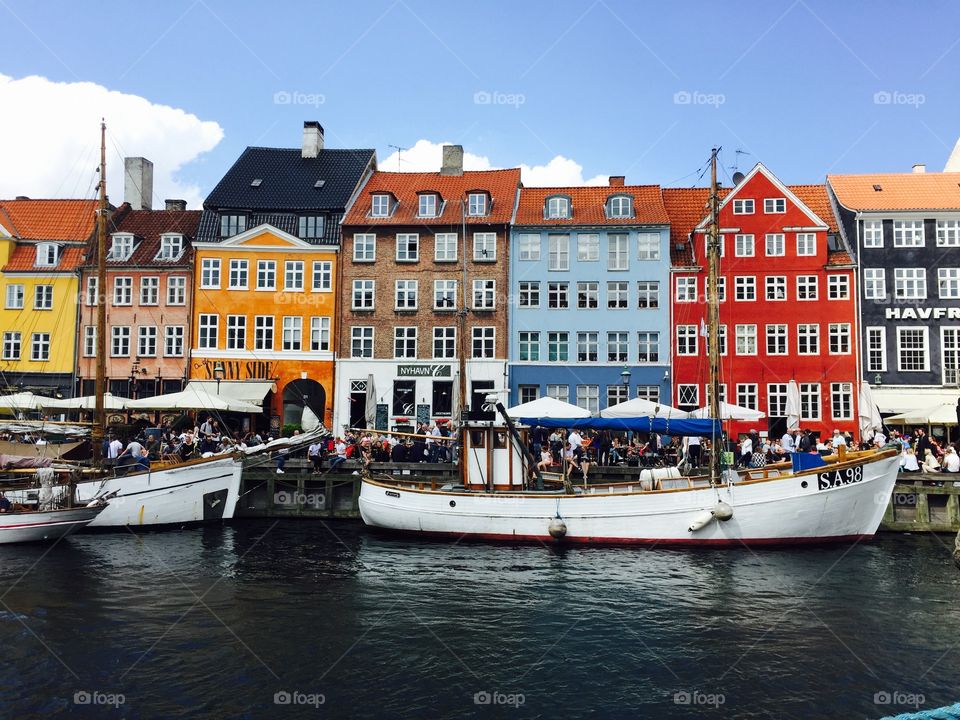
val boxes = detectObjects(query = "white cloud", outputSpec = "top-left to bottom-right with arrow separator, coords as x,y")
380,139 -> 608,186
0,73 -> 223,209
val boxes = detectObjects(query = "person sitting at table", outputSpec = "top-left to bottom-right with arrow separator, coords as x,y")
942,446 -> 960,473
536,448 -> 553,472
900,447 -> 921,473
921,449 -> 940,473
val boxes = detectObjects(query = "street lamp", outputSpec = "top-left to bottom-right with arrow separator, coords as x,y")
213,361 -> 225,395
620,366 -> 631,386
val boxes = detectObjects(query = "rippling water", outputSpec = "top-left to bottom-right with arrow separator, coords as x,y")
1,521 -> 958,718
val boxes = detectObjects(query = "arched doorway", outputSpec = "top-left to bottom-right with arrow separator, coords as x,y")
282,379 -> 326,429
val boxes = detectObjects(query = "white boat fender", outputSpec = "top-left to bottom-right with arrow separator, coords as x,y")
688,502 -> 735,532
688,511 -> 715,532
713,501 -> 734,521
548,516 -> 567,539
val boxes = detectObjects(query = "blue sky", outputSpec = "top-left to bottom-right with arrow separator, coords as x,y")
2,0 -> 959,203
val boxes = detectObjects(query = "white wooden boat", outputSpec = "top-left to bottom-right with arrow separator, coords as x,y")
0,504 -> 107,544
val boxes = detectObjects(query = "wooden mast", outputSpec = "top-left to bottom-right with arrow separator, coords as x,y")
91,121 -> 108,465
457,198 -> 469,487
707,148 -> 722,485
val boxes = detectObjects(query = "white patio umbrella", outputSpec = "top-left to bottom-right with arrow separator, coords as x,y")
600,397 -> 686,419
125,386 -> 262,413
42,392 -> 130,411
364,374 -> 377,429
786,380 -> 801,431
688,401 -> 766,421
857,382 -> 883,441
0,391 -> 47,413
506,396 -> 591,419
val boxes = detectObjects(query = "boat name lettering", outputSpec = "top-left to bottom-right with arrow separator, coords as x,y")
885,307 -> 960,320
385,490 -> 400,498
817,465 -> 863,491
397,364 -> 451,377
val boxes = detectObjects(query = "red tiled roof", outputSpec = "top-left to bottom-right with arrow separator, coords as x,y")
827,172 -> 960,211
81,204 -> 200,268
826,250 -> 854,267
789,184 -> 838,233
0,199 -> 97,241
514,185 -> 669,226
342,169 -> 521,226
3,244 -> 87,272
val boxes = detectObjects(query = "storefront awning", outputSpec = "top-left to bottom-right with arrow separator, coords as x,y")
872,386 -> 960,414
184,381 -> 274,407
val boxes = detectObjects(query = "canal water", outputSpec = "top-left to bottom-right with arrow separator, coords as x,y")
1,521 -> 958,719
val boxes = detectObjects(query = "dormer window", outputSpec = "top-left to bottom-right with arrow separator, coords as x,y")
545,196 -> 571,219
108,234 -> 135,261
299,215 -> 325,240
371,194 -> 391,218
220,214 -> 246,238
467,192 -> 488,217
35,242 -> 59,267
418,194 -> 439,218
157,234 -> 184,261
607,195 -> 633,219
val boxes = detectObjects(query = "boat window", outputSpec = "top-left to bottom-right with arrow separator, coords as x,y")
494,430 -> 508,449
470,431 -> 485,448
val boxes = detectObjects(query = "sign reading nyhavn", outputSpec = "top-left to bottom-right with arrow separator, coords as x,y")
397,364 -> 452,377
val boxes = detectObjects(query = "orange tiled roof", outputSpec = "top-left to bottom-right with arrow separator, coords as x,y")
3,244 -> 87,272
826,250 -> 853,267
789,184 -> 838,233
514,185 -> 669,226
343,169 -> 521,226
0,199 -> 97,241
827,172 -> 960,211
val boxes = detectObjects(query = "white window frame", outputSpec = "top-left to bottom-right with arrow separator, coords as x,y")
284,261 -> 304,291
676,325 -> 698,356
675,277 -> 697,303
157,234 -> 184,260
433,327 -> 456,359
894,268 -> 927,300
113,277 -> 132,306
765,275 -> 787,301
371,195 -> 391,217
548,234 -> 570,271
734,276 -> 756,302
766,324 -> 788,355
863,268 -> 886,300
138,325 -> 158,357
5,284 -> 24,309
796,233 -> 816,256
735,324 -> 757,356
226,315 -> 246,351
395,280 -> 418,311
473,233 -> 496,262
863,219 -> 884,248
140,276 -> 159,305
417,194 -> 438,218
896,326 -> 929,372
198,314 -> 219,350
577,234 -> 599,261
352,280 -> 375,310
765,233 -> 785,256
517,234 -> 541,261
351,326 -> 374,358
866,326 -> 887,373
434,280 -> 457,310
33,285 -> 53,310
35,242 -> 60,266
164,326 -> 185,357
732,198 -> 754,215
607,234 -> 629,271
282,316 -> 303,351
734,234 -> 755,257
110,326 -> 130,358
228,259 -> 248,290
893,219 -> 924,248
167,276 -> 186,305
828,323 -> 851,355
798,324 -> 820,355
31,332 -> 50,361
831,382 -> 853,421
434,233 -> 458,262
312,261 -> 332,292
764,197 -> 786,214
393,326 -> 417,359
108,234 -> 135,261
937,219 -> 960,247
637,232 -> 660,260
472,279 -> 496,310
353,234 -> 376,262
200,258 -> 221,289
396,233 -> 419,262
310,316 -> 331,352
827,274 -> 849,300
796,275 -> 818,301
254,316 -> 274,351
471,326 -> 495,358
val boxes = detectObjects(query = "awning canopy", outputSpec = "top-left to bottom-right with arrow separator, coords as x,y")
125,385 -> 263,413
516,416 -> 721,437
43,392 -> 130,411
507,396 -> 591,419
184,381 -> 273,406
885,403 -> 959,425
600,397 -> 686,419
872,386 -> 960,414
688,401 -> 766,421
0,391 -> 48,413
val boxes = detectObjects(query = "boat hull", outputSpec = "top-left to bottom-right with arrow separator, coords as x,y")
76,456 -> 242,528
359,452 -> 900,546
0,505 -> 106,544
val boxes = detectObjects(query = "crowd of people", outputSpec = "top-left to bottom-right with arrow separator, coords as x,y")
889,427 -> 960,474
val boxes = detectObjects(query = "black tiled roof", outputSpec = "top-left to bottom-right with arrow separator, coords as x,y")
203,147 -> 374,212
196,210 -> 344,245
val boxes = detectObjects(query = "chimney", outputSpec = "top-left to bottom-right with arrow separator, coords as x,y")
609,176 -> 625,187
440,145 -> 464,176
302,121 -> 324,158
124,157 -> 153,210
14,195 -> 29,200
912,163 -> 926,174
165,199 -> 187,211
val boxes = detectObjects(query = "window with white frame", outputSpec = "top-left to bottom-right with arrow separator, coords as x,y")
198,314 -> 218,349
547,384 -> 569,403
394,327 -> 417,358
608,234 -> 629,271
796,233 -> 816,256
797,275 -> 818,301
943,328 -> 960,385
229,259 -> 248,289
893,219 -> 924,247
768,383 -> 788,417
735,234 -> 755,257
110,326 -> 130,357
82,326 -> 96,357
607,332 -> 628,362
637,233 -> 660,260
282,317 -> 302,351
435,280 -> 457,310
33,285 -> 53,310
637,385 -> 660,402
417,194 -> 438,218
577,281 -> 598,309
798,324 -> 819,355
310,317 -> 331,351
519,331 -> 540,361
254,316 -> 274,350
433,327 -> 456,359
35,242 -> 59,266
226,316 -> 246,350
637,332 -> 659,363
113,277 -> 132,305
518,281 -> 539,308
937,220 -> 960,247
607,196 -> 632,218
351,326 -> 374,358
766,275 -> 787,301
718,324 -> 728,356
577,332 -> 598,362
704,276 -> 726,302
352,280 -> 375,310
284,261 -> 304,290
31,332 -> 50,361
736,383 -> 758,410
371,195 -> 390,217
201,258 -> 220,288
547,282 -> 569,309
897,327 -> 928,371
576,384 -> 599,413
734,276 -> 756,301
735,324 -> 757,355
396,234 -> 419,262
577,234 -> 599,261
831,382 -> 853,420
677,325 -> 698,356
220,215 -> 246,237
828,323 -> 851,354
467,193 -> 488,217
938,268 -> 960,299
473,279 -> 496,310
473,233 -> 496,261
517,234 -> 540,261
608,281 -> 628,309
733,198 -> 754,214
546,196 -> 570,219
894,268 -> 926,299
83,276 -> 97,306
256,260 -> 276,289
138,326 -> 158,356
863,219 -> 884,248
158,234 -> 184,260
765,233 -> 785,256
2,332 -> 21,361
395,280 -> 418,310
167,276 -> 186,305
5,284 -> 23,309
434,233 -> 457,262
472,326 -> 495,358
164,326 -> 184,357
766,324 -> 787,355
637,281 -> 659,308
675,277 -> 697,303
140,276 -> 159,305
800,383 -> 821,420
607,385 -> 629,408
866,327 -> 886,372
108,235 -> 135,261
764,197 -> 786,214
354,234 -> 376,262
828,274 -> 849,300
547,332 -> 569,362
863,268 -> 886,299
548,235 -> 570,271
677,384 -> 699,407
312,261 -> 332,291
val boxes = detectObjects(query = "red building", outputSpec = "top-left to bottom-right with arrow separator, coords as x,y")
666,163 -> 858,439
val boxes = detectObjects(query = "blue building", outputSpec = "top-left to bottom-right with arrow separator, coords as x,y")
508,179 -> 672,411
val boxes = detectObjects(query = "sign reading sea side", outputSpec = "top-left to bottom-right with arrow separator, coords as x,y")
885,307 -> 960,320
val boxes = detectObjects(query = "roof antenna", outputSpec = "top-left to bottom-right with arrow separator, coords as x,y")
731,149 -> 750,174
388,144 -> 407,171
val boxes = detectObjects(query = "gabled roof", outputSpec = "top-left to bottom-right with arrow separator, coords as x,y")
81,204 -> 200,268
342,169 -> 521,226
514,185 -> 669,226
827,172 -> 960,211
203,147 -> 375,212
0,199 -> 97,241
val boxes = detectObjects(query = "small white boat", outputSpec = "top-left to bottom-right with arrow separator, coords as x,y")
0,504 -> 107,544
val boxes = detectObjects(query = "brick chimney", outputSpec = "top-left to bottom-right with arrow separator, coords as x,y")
441,145 -> 464,176
124,157 -> 154,210
302,121 -> 324,159
609,176 -> 625,187
165,199 -> 187,211
912,163 -> 926,174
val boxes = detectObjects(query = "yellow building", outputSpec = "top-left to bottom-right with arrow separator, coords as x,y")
0,199 -> 97,397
